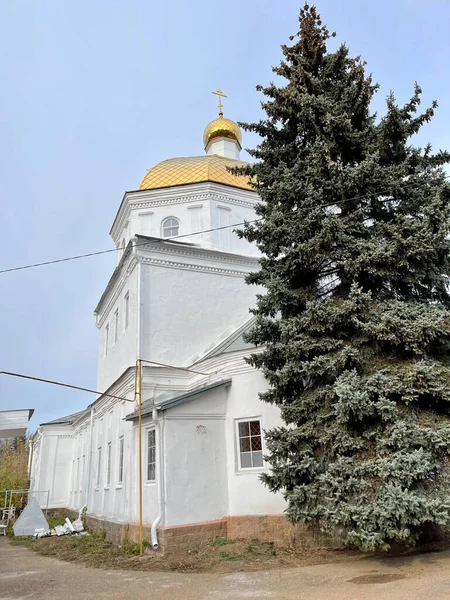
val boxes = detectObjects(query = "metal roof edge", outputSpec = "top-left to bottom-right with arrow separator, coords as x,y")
125,378 -> 232,421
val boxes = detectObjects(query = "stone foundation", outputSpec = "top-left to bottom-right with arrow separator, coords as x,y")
156,519 -> 227,553
227,515 -> 340,550
65,510 -> 340,554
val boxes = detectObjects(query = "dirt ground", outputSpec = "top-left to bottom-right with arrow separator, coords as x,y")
4,537 -> 450,599
9,532 -> 354,573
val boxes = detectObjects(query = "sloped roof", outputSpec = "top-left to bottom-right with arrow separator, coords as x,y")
125,379 -> 232,421
40,409 -> 88,427
0,409 -> 34,439
195,317 -> 256,363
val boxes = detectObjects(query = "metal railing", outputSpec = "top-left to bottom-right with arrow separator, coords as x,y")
0,489 -> 50,526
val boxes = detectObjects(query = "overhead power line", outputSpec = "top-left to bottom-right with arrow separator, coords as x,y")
0,371 -> 131,402
1,174 -> 448,275
0,360 -> 209,403
0,221 -> 259,275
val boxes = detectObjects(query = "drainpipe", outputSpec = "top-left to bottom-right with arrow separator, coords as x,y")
151,406 -> 163,550
27,437 -> 34,479
85,405 -> 94,507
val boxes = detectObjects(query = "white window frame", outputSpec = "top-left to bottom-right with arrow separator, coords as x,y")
96,447 -> 102,488
118,436 -> 124,486
161,217 -> 179,238
124,292 -> 129,331
235,417 -> 264,472
106,442 -> 112,488
146,428 -> 156,483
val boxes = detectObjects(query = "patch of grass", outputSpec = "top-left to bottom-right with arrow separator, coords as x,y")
209,536 -> 227,546
218,550 -> 242,561
247,541 -> 276,556
123,540 -> 150,555
209,536 -> 236,547
10,530 -> 119,566
46,515 -> 67,529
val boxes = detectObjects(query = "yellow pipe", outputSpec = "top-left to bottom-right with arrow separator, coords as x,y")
137,360 -> 144,556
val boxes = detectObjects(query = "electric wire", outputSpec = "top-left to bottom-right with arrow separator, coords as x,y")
1,174 -> 448,275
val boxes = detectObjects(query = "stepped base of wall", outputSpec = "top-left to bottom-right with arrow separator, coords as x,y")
226,515 -> 339,550
66,511 -> 341,554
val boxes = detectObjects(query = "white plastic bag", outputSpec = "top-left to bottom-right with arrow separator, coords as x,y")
72,518 -> 84,532
33,527 -> 50,538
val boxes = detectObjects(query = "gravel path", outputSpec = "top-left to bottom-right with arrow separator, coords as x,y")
2,537 -> 450,599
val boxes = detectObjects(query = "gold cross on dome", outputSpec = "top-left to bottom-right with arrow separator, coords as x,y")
212,89 -> 227,117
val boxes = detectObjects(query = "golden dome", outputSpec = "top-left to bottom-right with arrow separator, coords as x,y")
203,116 -> 242,149
139,155 -> 253,192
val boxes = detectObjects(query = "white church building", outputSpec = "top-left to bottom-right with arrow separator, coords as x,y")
29,103 -> 311,551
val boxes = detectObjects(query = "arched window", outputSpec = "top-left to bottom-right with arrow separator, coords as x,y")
162,217 -> 179,238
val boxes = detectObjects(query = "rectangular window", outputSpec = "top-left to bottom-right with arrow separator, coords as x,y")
218,205 -> 231,251
105,324 -> 109,356
114,309 -> 119,344
118,437 -> 124,484
96,447 -> 102,487
237,419 -> 263,469
147,429 -> 156,481
82,455 -> 85,491
106,443 -> 112,486
124,292 -> 129,330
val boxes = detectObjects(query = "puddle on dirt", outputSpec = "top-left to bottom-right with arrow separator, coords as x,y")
348,573 -> 406,585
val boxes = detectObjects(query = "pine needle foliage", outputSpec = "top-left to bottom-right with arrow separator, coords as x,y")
236,4 -> 450,551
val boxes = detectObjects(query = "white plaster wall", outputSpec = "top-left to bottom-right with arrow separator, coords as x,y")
140,260 -> 259,366
163,387 -> 228,526
33,428 -> 74,509
206,138 -> 241,160
96,263 -> 139,393
111,183 -> 260,257
225,370 -> 287,516
62,399 -> 159,527
209,199 -> 260,257
31,365 -> 286,527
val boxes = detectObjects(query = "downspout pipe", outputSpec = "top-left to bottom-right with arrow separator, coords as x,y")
85,405 -> 94,507
151,406 -> 162,550
27,437 -> 34,479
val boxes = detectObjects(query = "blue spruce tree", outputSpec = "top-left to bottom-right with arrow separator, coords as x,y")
237,4 -> 450,550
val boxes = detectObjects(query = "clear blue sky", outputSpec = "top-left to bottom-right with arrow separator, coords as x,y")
0,0 -> 449,430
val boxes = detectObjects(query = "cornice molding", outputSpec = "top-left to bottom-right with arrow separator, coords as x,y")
138,255 -> 251,278
129,192 -> 257,212
136,238 -> 259,270
165,414 -> 226,421
95,255 -> 138,325
111,183 -> 259,241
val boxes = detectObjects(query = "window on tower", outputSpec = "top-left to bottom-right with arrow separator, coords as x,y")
162,217 -> 179,238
